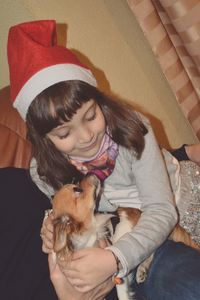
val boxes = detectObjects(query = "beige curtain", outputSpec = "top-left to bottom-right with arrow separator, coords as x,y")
127,0 -> 200,140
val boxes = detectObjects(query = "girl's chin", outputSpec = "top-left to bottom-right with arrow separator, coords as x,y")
68,143 -> 101,160
67,132 -> 106,160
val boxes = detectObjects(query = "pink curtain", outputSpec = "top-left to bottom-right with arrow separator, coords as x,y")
127,0 -> 200,140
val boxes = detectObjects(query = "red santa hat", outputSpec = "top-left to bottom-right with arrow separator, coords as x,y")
7,20 -> 97,120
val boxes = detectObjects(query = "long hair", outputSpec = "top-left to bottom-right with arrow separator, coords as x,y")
26,80 -> 148,190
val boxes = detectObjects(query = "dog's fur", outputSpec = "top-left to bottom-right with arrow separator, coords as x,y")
52,174 -> 200,300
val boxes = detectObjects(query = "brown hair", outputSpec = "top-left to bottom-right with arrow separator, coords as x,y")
26,80 -> 148,190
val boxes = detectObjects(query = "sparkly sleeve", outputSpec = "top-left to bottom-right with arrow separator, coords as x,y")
177,161 -> 200,246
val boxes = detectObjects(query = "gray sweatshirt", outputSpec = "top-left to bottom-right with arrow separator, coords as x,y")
30,119 -> 178,277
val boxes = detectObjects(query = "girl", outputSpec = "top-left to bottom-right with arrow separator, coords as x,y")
8,20 -> 200,300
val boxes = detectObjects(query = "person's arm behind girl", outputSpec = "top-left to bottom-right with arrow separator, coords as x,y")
102,116 -> 178,278
171,143 -> 200,165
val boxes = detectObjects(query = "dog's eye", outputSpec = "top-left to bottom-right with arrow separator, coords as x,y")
73,187 -> 83,194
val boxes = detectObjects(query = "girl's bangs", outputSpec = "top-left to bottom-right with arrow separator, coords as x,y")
28,80 -> 100,136
37,98 -> 87,136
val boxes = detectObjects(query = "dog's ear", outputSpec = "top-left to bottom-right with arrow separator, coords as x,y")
53,214 -> 81,260
53,215 -> 69,253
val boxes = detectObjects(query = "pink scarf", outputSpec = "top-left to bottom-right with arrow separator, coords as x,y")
69,132 -> 118,181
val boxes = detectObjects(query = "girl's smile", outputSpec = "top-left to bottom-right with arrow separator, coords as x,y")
47,100 -> 106,159
78,138 -> 98,152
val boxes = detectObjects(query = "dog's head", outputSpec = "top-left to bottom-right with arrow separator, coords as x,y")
52,174 -> 101,260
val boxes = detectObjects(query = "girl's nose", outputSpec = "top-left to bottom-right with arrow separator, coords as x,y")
77,126 -> 93,144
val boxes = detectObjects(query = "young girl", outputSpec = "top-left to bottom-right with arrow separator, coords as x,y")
7,20 -> 200,300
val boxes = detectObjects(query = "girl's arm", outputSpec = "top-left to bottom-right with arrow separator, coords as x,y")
107,119 -> 178,277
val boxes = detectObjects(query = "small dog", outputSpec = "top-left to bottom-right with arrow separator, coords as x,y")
52,174 -> 200,300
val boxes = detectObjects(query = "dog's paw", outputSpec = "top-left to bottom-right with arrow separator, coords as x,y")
136,254 -> 154,283
136,265 -> 148,283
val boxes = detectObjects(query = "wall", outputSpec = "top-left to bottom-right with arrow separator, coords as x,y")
0,0 -> 197,148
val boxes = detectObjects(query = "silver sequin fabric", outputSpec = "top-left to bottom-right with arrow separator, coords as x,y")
177,161 -> 200,246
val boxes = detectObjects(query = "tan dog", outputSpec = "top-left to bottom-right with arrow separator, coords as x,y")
52,174 -> 200,300
52,174 -> 102,259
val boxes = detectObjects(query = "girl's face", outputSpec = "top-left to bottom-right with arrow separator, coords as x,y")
47,100 -> 106,159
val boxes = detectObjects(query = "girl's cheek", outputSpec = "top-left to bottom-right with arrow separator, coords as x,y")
95,115 -> 106,131
62,138 -> 78,154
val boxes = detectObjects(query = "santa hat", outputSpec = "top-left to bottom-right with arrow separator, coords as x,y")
7,20 -> 97,120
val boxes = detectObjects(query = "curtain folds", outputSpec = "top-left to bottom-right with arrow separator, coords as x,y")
127,0 -> 200,140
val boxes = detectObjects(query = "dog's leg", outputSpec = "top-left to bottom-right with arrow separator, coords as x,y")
116,273 -> 137,300
113,211 -> 137,300
112,210 -> 133,243
170,224 -> 200,252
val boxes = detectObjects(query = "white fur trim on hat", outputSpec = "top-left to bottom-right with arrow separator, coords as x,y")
13,64 -> 97,120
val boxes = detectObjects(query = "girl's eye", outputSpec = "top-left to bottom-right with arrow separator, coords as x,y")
85,112 -> 96,122
58,132 -> 69,139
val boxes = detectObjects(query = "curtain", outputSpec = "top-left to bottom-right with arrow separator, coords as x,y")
127,0 -> 200,140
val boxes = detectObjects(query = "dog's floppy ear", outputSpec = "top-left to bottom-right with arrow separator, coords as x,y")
53,215 -> 69,253
53,214 -> 82,260
53,214 -> 79,260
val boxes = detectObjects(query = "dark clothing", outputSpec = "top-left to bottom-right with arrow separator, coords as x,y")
170,144 -> 189,161
108,240 -> 200,300
134,240 -> 200,300
0,168 -> 57,300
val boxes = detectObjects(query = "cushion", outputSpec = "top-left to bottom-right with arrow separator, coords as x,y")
0,86 -> 32,168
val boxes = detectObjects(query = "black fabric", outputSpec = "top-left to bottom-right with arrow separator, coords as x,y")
170,144 -> 189,161
0,168 -> 57,300
105,286 -> 119,300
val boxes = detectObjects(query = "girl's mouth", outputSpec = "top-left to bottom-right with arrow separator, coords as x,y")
79,139 -> 98,152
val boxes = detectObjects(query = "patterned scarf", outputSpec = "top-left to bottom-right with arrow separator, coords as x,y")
69,132 -> 119,181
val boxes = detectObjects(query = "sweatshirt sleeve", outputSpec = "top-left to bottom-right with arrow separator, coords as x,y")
29,158 -> 55,200
107,119 -> 178,276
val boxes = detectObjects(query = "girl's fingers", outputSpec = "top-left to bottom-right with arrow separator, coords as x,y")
40,213 -> 54,253
67,277 -> 84,287
42,239 -> 54,253
40,229 -> 53,242
42,213 -> 54,232
65,275 -> 92,293
41,232 -> 54,250
48,252 -> 57,273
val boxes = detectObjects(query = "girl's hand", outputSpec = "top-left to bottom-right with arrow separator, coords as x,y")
58,247 -> 117,293
49,252 -> 115,300
40,213 -> 54,253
